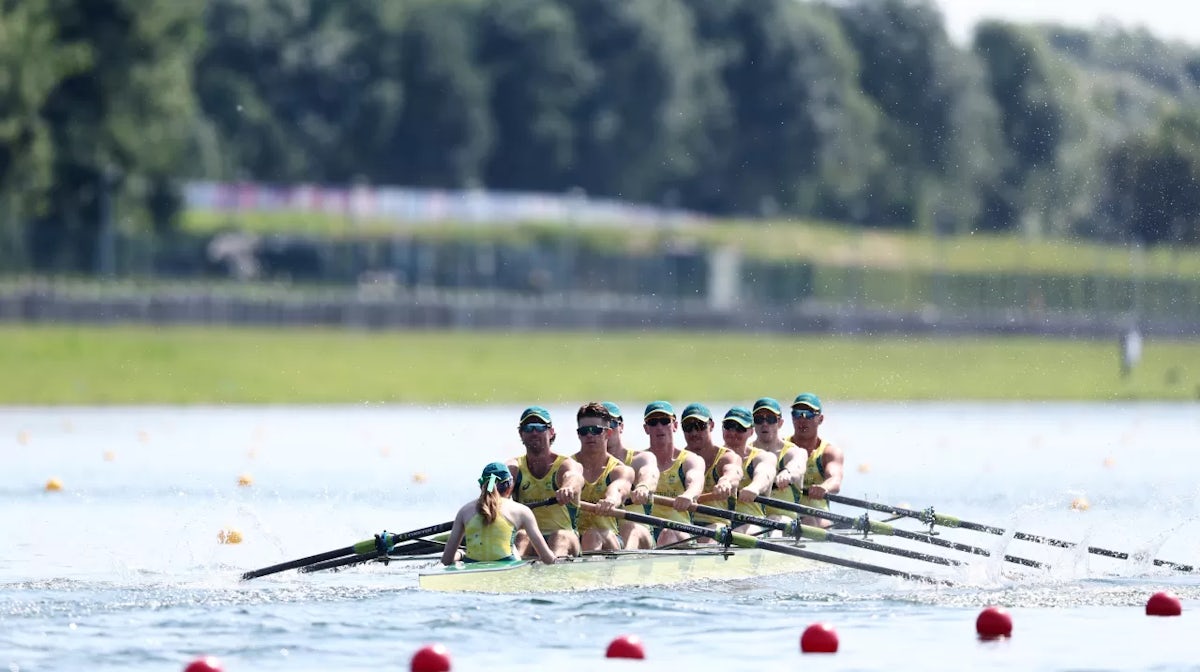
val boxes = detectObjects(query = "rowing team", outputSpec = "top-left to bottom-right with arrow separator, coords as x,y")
441,395 -> 845,566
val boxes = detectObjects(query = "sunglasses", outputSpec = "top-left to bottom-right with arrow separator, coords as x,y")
645,416 -> 673,427
791,409 -> 820,420
753,414 -> 780,425
576,425 -> 606,436
681,420 -> 708,433
519,423 -> 551,433
722,421 -> 750,433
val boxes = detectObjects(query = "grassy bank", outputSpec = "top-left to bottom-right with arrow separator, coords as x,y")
183,210 -> 1200,279
4,325 -> 1197,404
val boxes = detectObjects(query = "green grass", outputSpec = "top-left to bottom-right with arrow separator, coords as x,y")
4,325 -> 1197,404
181,210 -> 1200,280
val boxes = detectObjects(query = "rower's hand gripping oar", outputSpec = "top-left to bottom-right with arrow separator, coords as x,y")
579,502 -> 951,585
808,490 -> 1196,572
653,495 -> 964,568
240,497 -> 558,580
754,494 -> 1049,570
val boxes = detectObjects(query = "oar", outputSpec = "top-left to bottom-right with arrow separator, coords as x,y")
653,495 -> 963,568
754,495 -> 1049,570
299,539 -> 446,574
578,502 -> 950,584
240,497 -> 557,580
809,490 -> 1196,572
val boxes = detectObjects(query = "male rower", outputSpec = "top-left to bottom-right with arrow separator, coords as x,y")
640,401 -> 705,547
788,393 -> 845,529
573,402 -> 634,551
679,403 -> 741,532
749,397 -> 807,525
604,401 -> 657,549
507,406 -> 584,557
721,406 -> 777,534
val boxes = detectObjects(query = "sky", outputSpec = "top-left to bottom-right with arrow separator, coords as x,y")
932,0 -> 1200,47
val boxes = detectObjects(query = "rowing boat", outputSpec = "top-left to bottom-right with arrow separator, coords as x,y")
417,543 -> 827,593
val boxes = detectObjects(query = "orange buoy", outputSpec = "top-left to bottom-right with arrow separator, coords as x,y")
103,450 -> 116,462
800,623 -> 839,653
1146,591 -> 1182,616
976,606 -> 1013,639
44,478 -> 63,492
856,462 -> 871,474
605,634 -> 645,659
236,474 -> 254,487
410,643 -> 452,671
1103,456 -> 1116,468
412,472 -> 428,484
217,529 -> 243,544
1070,496 -> 1090,511
17,430 -> 30,446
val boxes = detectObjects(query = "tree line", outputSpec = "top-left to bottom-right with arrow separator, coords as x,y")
2,0 -> 1200,273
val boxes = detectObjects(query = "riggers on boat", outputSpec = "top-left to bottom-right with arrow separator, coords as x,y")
417,544 -> 825,593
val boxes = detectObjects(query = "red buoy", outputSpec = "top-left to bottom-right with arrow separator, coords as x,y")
183,657 -> 223,672
1146,591 -> 1183,617
800,623 -> 839,653
605,634 -> 646,659
976,606 -> 1013,640
411,643 -> 452,672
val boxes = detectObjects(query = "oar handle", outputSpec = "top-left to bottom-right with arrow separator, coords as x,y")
579,501 -> 734,543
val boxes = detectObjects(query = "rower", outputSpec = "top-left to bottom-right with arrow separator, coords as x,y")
507,406 -> 584,557
678,403 -> 741,535
787,393 -> 845,529
748,397 -> 806,527
441,461 -> 556,565
719,406 -> 777,534
604,401 -> 659,550
639,401 -> 705,547
572,402 -> 635,551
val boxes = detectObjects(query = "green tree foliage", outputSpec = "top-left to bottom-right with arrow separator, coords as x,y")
1104,111 -> 1200,245
30,0 -> 202,270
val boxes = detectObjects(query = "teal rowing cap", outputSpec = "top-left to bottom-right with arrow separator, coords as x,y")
478,461 -> 512,492
791,393 -> 822,412
602,402 -> 623,421
681,403 -> 712,422
643,400 -> 674,419
519,406 -> 552,424
752,397 -> 782,415
724,407 -> 753,428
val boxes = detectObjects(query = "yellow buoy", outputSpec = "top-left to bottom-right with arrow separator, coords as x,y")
412,472 -> 428,484
103,450 -> 116,462
1102,456 -> 1116,468
236,473 -> 254,487
217,529 -> 244,544
1071,496 -> 1090,512
44,477 -> 63,492
856,462 -> 871,474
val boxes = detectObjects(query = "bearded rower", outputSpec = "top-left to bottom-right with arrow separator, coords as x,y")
678,403 -> 741,530
787,393 -> 845,529
506,406 -> 585,556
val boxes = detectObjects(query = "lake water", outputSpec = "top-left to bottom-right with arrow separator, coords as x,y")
2,402 -> 1199,671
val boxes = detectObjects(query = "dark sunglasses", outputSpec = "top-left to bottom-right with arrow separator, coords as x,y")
519,423 -> 551,433
681,420 -> 708,433
576,425 -> 606,436
722,421 -> 750,433
753,414 -> 780,425
792,409 -> 820,420
645,416 -> 673,427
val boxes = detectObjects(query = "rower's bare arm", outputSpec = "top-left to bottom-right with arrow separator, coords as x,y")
629,452 -> 659,504
601,464 -> 634,512
714,452 -> 743,497
516,505 -> 557,565
556,457 -> 585,504
816,443 -> 845,496
776,449 -> 802,489
440,505 -> 471,565
679,452 -> 706,502
739,452 -> 777,502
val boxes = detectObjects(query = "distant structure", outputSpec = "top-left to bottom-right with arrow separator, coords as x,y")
1120,327 -> 1143,378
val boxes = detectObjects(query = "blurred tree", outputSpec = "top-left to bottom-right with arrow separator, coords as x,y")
1104,111 -> 1200,245
560,0 -> 727,203
477,0 -> 593,192
687,0 -> 883,218
29,0 -> 202,271
832,0 -> 1004,232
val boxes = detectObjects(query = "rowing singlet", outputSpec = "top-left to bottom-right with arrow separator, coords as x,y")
515,455 -> 577,532
797,439 -> 830,511
618,448 -> 648,514
649,449 -> 696,524
762,440 -> 802,518
694,446 -> 734,524
734,447 -> 768,518
575,455 -> 622,535
463,511 -> 517,562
